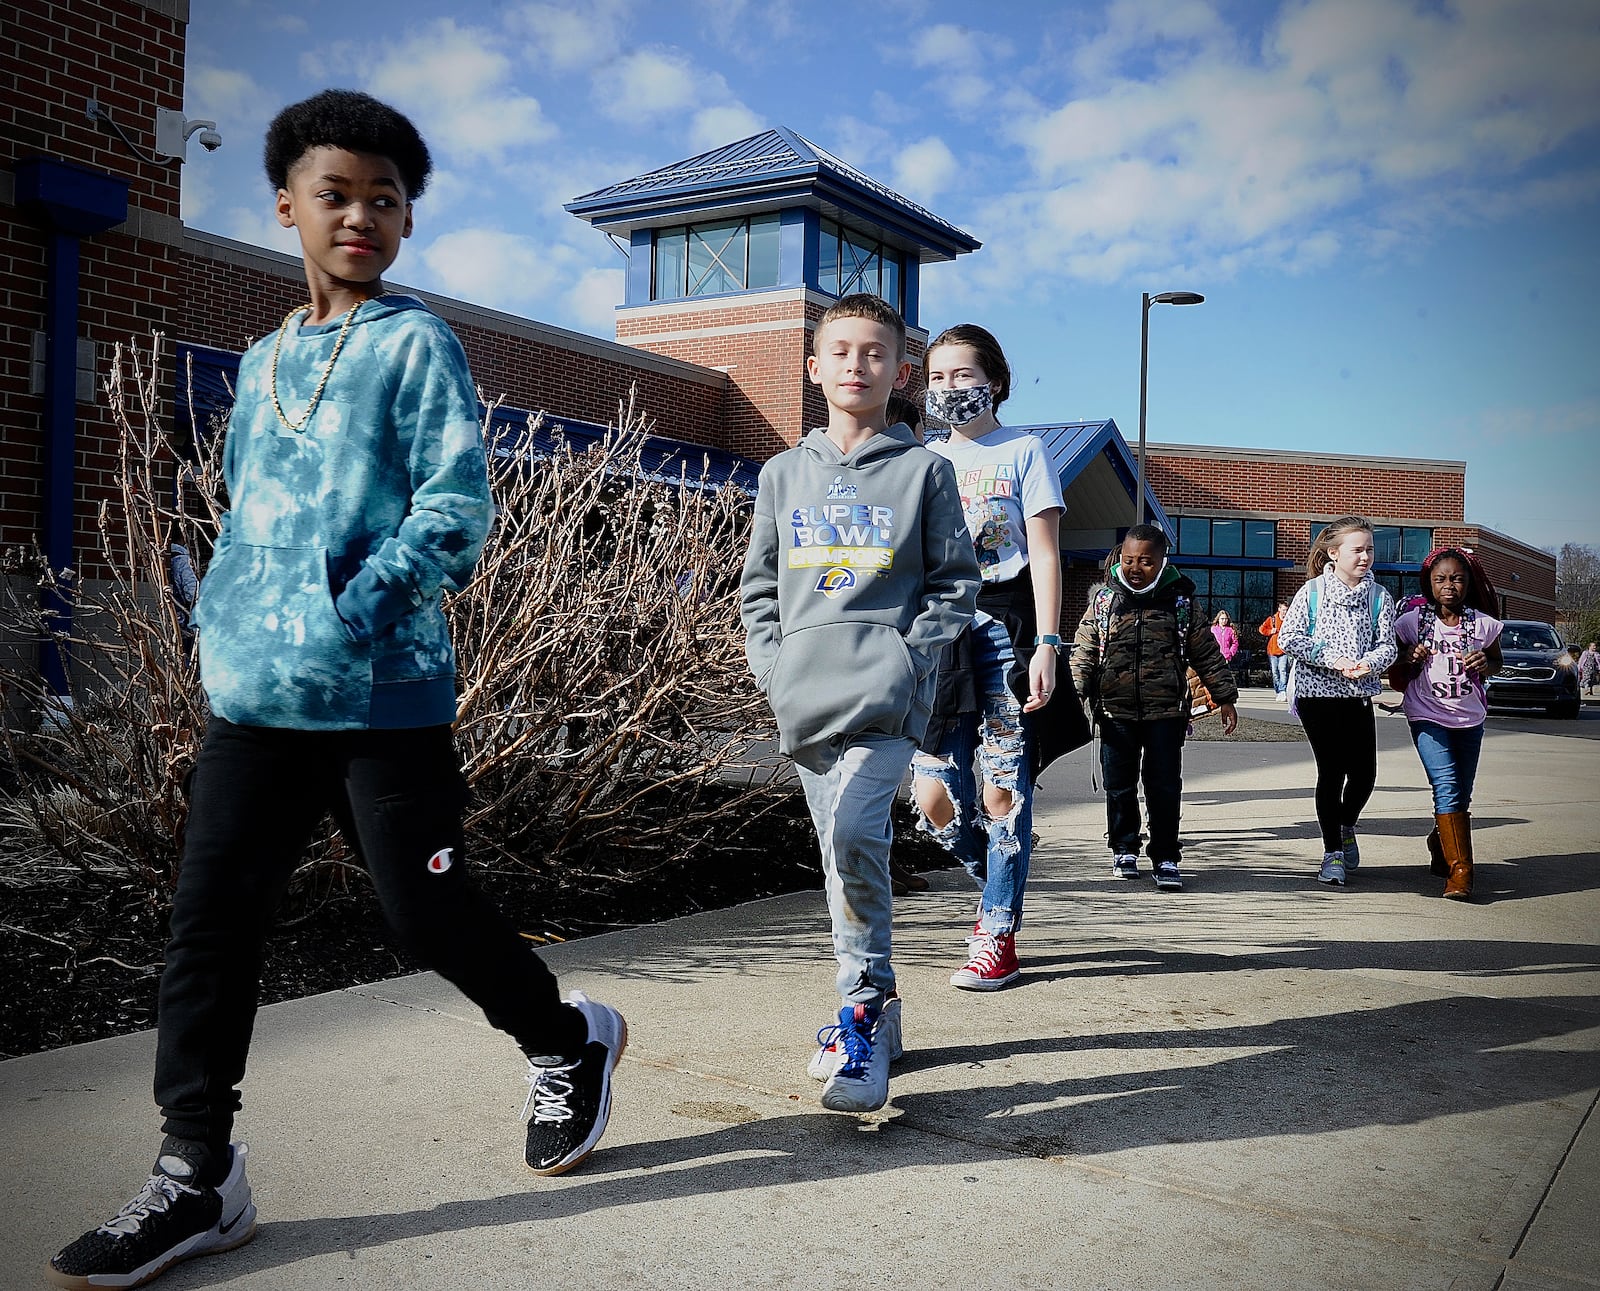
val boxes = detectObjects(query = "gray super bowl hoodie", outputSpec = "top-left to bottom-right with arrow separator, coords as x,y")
740,423 -> 980,755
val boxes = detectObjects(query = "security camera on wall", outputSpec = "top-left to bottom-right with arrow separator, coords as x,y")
153,107 -> 222,162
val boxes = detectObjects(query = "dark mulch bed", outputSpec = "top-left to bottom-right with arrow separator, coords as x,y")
0,801 -> 953,1060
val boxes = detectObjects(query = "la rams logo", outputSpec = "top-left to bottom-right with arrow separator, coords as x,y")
814,566 -> 857,599
426,847 -> 453,875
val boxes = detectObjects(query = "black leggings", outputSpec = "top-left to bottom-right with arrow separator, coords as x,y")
154,717 -> 583,1151
1296,697 -> 1377,851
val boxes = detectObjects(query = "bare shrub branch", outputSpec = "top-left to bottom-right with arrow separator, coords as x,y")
1,341 -> 786,906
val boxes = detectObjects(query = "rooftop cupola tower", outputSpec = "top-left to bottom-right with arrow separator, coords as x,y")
566,127 -> 980,459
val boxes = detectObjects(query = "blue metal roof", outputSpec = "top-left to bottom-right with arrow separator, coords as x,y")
1023,419 -> 1174,537
566,126 -> 980,263
173,342 -> 760,497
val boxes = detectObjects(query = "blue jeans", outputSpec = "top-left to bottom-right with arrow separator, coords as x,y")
1269,652 -> 1290,694
911,618 -> 1032,936
1409,720 -> 1484,814
1099,714 -> 1187,862
792,732 -> 914,1007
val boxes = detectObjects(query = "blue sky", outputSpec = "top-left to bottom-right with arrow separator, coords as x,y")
182,0 -> 1600,552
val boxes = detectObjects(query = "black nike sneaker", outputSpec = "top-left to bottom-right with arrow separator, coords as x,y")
47,1142 -> 256,1289
523,991 -> 628,1176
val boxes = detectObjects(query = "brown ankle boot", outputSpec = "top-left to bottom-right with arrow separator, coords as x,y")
1438,811 -> 1473,900
1426,827 -> 1447,876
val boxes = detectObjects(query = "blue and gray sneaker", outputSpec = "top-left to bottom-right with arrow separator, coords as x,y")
1153,860 -> 1183,891
818,1001 -> 893,1113
1112,853 -> 1140,880
1341,825 -> 1360,871
809,994 -> 901,1081
1318,852 -> 1347,886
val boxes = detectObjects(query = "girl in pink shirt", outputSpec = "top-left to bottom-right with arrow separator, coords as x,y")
1390,548 -> 1503,900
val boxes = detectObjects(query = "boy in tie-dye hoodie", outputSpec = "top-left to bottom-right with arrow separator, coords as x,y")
48,91 -> 625,1291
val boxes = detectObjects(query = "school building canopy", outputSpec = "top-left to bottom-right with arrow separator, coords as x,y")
1025,418 -> 1172,555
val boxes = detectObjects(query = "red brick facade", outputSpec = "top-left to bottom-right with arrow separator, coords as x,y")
1,0 -> 188,561
616,289 -> 926,459
1145,442 -> 1555,620
175,235 -> 727,444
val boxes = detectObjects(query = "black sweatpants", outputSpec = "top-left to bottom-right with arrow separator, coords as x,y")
154,716 -> 584,1152
1295,697 -> 1377,851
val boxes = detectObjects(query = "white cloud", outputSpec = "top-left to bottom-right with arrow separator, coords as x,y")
185,64 -> 274,139
218,205 -> 302,257
1473,397 -> 1600,445
566,266 -> 626,335
313,20 -> 557,166
690,103 -> 764,152
509,1 -> 625,70
980,0 -> 1600,294
595,49 -> 702,119
910,24 -> 971,68
892,136 -> 959,202
416,227 -> 582,313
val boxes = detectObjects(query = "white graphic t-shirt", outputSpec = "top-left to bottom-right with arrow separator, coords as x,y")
927,425 -> 1065,585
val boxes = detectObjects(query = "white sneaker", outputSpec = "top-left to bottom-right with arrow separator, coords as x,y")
809,994 -> 901,1081
818,1002 -> 894,1112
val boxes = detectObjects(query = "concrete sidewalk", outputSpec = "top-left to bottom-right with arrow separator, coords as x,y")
4,694 -> 1598,1290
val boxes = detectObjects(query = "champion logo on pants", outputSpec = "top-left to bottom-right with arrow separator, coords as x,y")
426,847 -> 453,874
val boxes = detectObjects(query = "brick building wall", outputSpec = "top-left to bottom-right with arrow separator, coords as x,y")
176,233 -> 728,443
1,0 -> 189,565
617,288 -> 927,458
1433,524 -> 1557,621
1145,441 -> 1498,607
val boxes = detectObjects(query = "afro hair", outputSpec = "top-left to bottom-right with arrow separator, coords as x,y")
264,89 -> 431,199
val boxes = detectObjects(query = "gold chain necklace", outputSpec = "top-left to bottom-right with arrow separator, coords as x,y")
269,297 -> 367,432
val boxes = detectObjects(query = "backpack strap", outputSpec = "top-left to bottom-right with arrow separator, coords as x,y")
1094,586 -> 1113,666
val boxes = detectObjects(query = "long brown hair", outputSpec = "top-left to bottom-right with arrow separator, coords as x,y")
1307,515 -> 1372,579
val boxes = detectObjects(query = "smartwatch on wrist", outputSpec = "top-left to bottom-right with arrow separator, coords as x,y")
1034,634 -> 1064,648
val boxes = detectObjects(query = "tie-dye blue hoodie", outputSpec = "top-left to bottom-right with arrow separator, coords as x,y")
192,295 -> 492,730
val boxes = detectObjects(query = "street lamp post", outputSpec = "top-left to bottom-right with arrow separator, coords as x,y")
1136,290 -> 1205,526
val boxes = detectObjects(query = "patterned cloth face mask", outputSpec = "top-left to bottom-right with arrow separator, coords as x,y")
925,383 -> 993,427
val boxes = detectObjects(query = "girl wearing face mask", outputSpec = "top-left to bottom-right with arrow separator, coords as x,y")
910,324 -> 1068,991
1277,516 -> 1398,887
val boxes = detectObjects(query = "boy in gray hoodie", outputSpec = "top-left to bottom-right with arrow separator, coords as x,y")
740,294 -> 980,1113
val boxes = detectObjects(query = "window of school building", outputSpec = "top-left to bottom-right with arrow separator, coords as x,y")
817,218 -> 903,311
652,213 -> 782,300
1173,516 -> 1281,632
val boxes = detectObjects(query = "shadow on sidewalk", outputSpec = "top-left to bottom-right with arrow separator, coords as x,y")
174,986 -> 1599,1285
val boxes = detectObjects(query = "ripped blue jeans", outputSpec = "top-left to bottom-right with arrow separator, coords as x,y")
911,617 -> 1032,935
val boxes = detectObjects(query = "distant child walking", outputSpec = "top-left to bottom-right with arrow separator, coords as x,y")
1277,516 -> 1398,886
910,323 -> 1069,990
1211,610 -> 1241,683
1390,548 -> 1503,899
740,293 -> 979,1112
1259,600 -> 1290,700
48,90 -> 627,1291
1071,525 -> 1239,890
